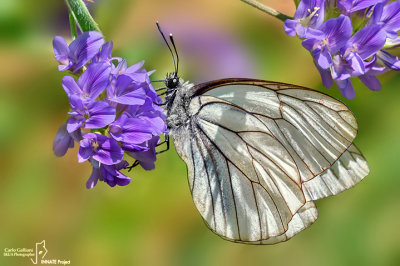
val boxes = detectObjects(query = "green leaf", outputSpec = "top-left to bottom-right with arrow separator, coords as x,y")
65,0 -> 101,33
294,0 -> 301,7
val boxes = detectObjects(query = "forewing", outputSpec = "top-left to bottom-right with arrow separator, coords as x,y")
202,82 -> 359,181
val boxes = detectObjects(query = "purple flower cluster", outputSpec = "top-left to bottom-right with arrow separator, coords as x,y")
284,0 -> 400,99
52,31 -> 166,189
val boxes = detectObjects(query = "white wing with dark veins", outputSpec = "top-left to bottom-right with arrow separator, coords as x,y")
171,82 -> 369,244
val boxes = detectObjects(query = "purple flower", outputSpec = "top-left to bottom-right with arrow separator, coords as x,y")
111,60 -> 145,78
93,41 -> 123,65
53,30 -> 168,189
86,160 -> 101,189
126,136 -> 160,170
314,59 -> 334,88
106,74 -> 147,105
53,31 -> 105,72
109,113 -> 155,145
371,1 -> 400,38
335,78 -> 356,99
337,0 -> 383,15
284,0 -> 326,38
86,160 -> 131,189
106,59 -> 162,105
377,50 -> 400,70
341,24 -> 386,75
78,133 -> 124,165
53,122 -> 83,157
303,15 -> 352,69
127,98 -> 167,135
145,82 -> 163,105
62,63 -> 111,103
67,96 -> 116,133
331,54 -> 352,81
285,0 -> 400,98
100,161 -> 131,187
358,55 -> 388,90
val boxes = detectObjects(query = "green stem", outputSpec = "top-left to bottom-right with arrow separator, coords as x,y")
241,0 -> 293,21
65,0 -> 101,33
69,12 -> 78,39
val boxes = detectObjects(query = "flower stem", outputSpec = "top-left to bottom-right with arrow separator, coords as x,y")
65,0 -> 101,33
69,12 -> 78,39
240,0 -> 292,21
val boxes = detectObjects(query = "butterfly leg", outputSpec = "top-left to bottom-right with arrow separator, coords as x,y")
156,133 -> 170,154
126,159 -> 140,172
156,100 -> 169,106
158,91 -> 168,96
156,87 -> 167,93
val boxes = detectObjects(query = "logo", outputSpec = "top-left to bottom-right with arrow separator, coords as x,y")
31,240 -> 48,264
3,240 -> 70,265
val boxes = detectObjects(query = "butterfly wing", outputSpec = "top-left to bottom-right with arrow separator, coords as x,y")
171,79 -> 369,244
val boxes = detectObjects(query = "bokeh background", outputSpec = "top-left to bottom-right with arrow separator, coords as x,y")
1,0 -> 400,265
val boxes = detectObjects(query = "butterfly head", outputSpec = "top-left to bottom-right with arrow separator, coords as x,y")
165,72 -> 181,90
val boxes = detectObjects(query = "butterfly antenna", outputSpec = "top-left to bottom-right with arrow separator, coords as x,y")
156,21 -> 177,75
169,34 -> 179,77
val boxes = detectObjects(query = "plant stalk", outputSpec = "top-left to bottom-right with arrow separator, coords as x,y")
241,0 -> 293,21
65,0 -> 101,33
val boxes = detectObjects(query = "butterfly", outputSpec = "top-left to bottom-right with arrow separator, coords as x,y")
151,23 -> 370,244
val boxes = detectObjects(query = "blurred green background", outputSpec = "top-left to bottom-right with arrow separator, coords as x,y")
1,0 -> 399,265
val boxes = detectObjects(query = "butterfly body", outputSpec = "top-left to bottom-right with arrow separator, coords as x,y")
165,76 -> 194,130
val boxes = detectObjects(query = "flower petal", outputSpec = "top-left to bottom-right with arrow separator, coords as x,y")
69,31 -> 105,72
86,165 -> 101,189
295,0 -> 325,28
314,60 -> 333,88
77,63 -> 111,101
126,60 -> 145,73
84,101 -> 116,129
284,19 -> 299,37
347,24 -> 386,59
53,122 -> 74,157
381,0 -> 400,33
111,88 -> 147,105
302,38 -> 319,51
78,138 -> 94,163
314,48 -> 333,69
66,116 -> 84,133
348,53 -> 366,75
331,55 -> 352,80
93,135 -> 124,165
126,136 -> 160,170
336,79 -> 356,99
95,41 -> 113,63
339,0 -> 382,14
62,76 -> 82,98
53,36 -> 70,67
377,50 -> 400,70
109,116 -> 154,143
320,15 -> 352,53
114,75 -> 134,97
100,162 -> 131,187
359,74 -> 382,91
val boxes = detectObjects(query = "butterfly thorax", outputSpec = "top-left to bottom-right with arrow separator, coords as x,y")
164,75 -> 195,130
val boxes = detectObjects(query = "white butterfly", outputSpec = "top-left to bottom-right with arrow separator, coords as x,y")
155,25 -> 369,244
